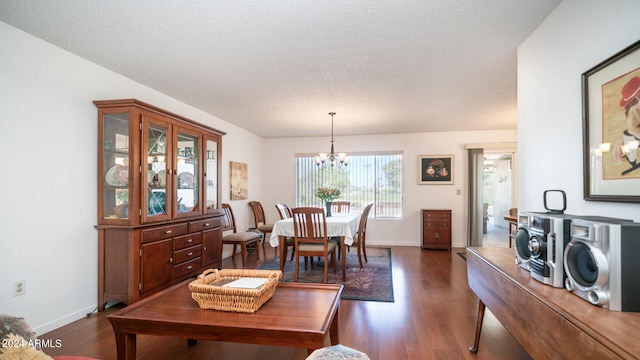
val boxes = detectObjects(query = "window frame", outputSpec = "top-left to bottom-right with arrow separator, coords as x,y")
295,151 -> 403,219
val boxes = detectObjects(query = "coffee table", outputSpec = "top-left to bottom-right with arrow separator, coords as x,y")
108,280 -> 343,359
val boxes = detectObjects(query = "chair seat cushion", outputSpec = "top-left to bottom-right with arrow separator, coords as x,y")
306,344 -> 370,360
258,224 -> 273,232
223,232 -> 260,242
298,242 -> 337,252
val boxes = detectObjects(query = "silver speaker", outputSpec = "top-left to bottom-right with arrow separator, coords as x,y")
564,218 -> 640,312
514,213 -> 533,271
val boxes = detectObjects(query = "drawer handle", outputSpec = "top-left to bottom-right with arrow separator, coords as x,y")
169,258 -> 173,263
187,265 -> 193,270
165,230 -> 172,234
204,223 -> 210,227
187,239 -> 193,243
187,252 -> 193,256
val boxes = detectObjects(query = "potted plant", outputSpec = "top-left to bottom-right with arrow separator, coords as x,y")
315,187 -> 341,217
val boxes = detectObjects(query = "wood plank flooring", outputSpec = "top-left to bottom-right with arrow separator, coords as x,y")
40,246 -> 530,359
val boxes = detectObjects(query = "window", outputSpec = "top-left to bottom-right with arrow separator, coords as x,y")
296,152 -> 403,218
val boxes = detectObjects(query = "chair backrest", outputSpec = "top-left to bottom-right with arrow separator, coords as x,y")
331,201 -> 350,213
275,203 -> 293,220
292,207 -> 327,245
221,203 -> 237,233
356,203 -> 374,242
249,201 -> 268,227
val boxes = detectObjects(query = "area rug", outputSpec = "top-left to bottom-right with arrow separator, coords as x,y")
259,247 -> 394,302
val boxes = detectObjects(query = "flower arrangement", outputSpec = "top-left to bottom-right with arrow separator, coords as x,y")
315,187 -> 341,202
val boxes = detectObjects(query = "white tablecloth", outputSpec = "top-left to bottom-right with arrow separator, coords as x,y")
269,212 -> 361,247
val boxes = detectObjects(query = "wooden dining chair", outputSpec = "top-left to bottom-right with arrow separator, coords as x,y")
275,202 -> 293,219
221,203 -> 261,268
292,207 -> 337,283
351,203 -> 374,268
331,201 -> 351,213
248,201 -> 273,247
274,203 -> 295,261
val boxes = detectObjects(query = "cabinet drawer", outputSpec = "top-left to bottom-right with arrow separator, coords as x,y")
423,220 -> 450,228
424,213 -> 450,220
174,245 -> 202,264
142,223 -> 189,244
174,232 -> 202,250
173,257 -> 201,279
189,218 -> 220,232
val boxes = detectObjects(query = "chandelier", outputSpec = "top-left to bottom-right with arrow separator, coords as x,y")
315,112 -> 348,170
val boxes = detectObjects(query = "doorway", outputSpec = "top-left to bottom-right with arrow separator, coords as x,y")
482,153 -> 513,247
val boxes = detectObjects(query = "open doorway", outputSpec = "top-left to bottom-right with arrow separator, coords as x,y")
482,153 -> 513,247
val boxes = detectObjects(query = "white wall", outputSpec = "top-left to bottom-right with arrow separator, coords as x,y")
261,130 -> 516,248
518,0 -> 640,220
0,22 -> 263,334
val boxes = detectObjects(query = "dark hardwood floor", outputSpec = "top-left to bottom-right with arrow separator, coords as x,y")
40,246 -> 530,359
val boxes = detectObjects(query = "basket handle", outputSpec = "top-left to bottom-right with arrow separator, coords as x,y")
268,270 -> 283,280
198,268 -> 218,279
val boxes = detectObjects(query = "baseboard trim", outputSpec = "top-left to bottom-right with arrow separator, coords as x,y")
34,305 -> 97,335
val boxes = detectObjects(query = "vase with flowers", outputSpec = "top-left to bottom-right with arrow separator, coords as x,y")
315,187 -> 341,217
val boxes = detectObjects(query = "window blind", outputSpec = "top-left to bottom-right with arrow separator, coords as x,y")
296,152 -> 403,218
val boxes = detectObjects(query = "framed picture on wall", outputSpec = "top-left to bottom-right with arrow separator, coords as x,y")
229,161 -> 248,200
582,39 -> 640,202
418,155 -> 453,185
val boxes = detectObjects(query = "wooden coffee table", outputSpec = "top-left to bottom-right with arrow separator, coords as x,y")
108,280 -> 343,360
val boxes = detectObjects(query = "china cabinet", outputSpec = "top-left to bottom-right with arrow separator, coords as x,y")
95,99 -> 224,310
421,209 -> 452,250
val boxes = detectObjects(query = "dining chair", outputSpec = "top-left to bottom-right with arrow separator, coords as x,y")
331,201 -> 351,213
351,203 -> 374,268
221,203 -> 261,268
327,201 -> 349,259
274,203 -> 295,261
292,207 -> 337,283
248,201 -> 273,247
275,202 -> 293,219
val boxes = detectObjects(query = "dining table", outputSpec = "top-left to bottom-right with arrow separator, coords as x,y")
269,211 -> 361,281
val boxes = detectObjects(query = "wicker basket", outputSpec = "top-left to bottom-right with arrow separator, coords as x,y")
188,269 -> 282,313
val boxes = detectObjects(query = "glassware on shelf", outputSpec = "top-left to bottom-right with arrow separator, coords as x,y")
102,112 -> 130,220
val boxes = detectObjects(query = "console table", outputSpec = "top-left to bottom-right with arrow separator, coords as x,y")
466,247 -> 640,359
503,215 -> 517,248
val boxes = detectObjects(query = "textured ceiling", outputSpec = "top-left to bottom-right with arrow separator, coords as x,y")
0,0 -> 560,138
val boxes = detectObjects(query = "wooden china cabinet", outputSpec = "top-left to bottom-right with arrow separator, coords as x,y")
95,99 -> 225,310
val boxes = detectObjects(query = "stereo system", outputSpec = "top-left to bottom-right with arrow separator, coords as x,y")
514,190 -> 640,311
515,212 -> 571,288
516,212 -> 640,311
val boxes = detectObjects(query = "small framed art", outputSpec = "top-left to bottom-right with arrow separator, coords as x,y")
419,155 -> 453,185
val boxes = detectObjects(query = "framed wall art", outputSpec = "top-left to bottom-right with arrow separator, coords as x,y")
418,155 -> 453,185
229,161 -> 248,200
583,40 -> 640,202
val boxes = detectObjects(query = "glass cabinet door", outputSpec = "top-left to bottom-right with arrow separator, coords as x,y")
143,118 -> 171,223
102,112 -> 130,222
175,128 -> 201,217
204,137 -> 219,212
